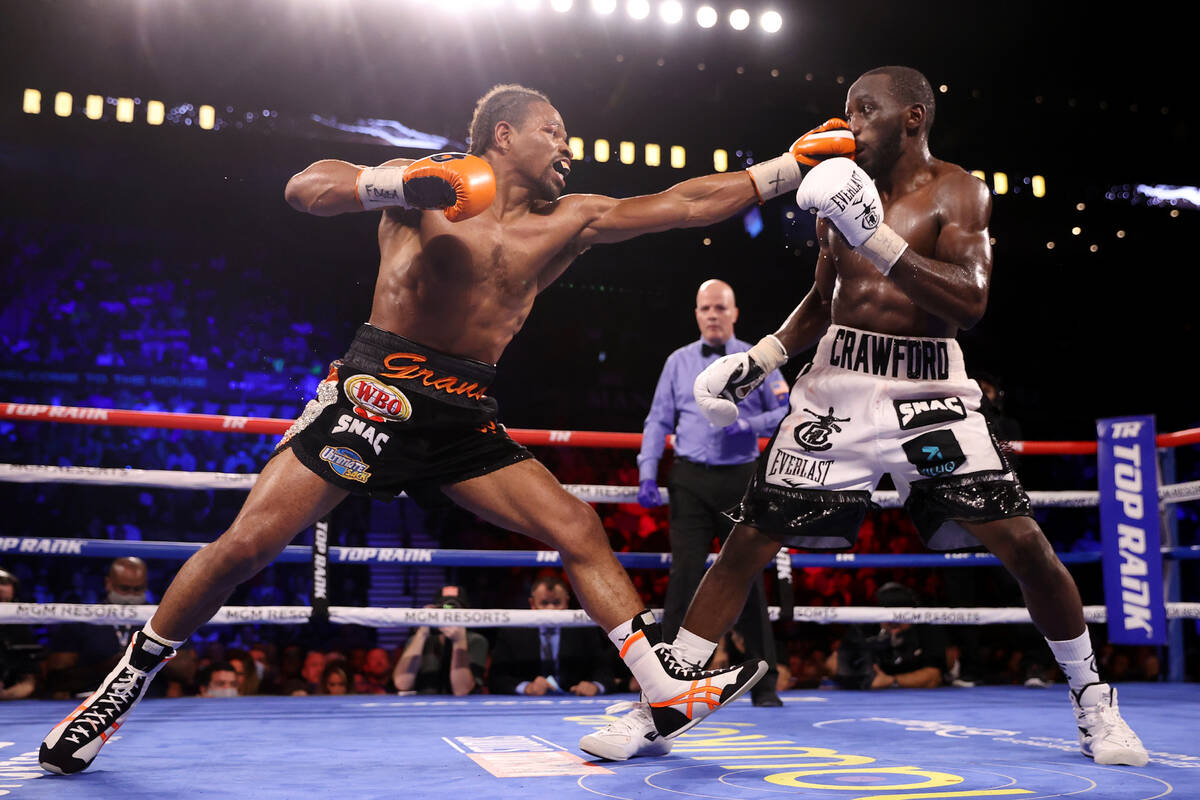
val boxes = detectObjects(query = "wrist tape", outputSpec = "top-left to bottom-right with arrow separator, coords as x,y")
355,166 -> 412,210
856,223 -> 909,276
746,154 -> 803,203
748,334 -> 788,373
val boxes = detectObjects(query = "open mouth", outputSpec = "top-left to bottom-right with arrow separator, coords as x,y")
552,159 -> 571,178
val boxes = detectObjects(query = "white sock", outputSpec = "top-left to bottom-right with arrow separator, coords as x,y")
673,627 -> 718,670
143,620 -> 186,650
1046,629 -> 1099,691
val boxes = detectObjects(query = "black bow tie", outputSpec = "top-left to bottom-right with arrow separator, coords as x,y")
701,343 -> 726,357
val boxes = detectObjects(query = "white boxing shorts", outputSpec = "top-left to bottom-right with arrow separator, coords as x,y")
733,324 -> 1031,550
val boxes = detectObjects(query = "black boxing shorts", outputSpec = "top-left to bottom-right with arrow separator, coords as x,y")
271,323 -> 532,507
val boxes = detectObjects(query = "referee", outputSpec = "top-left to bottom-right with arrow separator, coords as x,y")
637,278 -> 788,705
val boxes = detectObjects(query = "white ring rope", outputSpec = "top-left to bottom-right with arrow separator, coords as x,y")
1,462 -> 1198,507
3,602 -> 1199,627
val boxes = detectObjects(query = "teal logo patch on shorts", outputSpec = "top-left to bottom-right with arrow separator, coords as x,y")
319,445 -> 371,484
902,430 -> 966,478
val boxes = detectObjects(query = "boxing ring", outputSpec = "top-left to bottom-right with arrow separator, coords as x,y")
2,403 -> 1200,798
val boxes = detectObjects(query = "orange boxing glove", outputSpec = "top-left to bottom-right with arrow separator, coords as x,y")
790,118 -> 855,166
355,152 -> 496,222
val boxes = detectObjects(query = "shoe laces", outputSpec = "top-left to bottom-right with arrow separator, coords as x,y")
1092,703 -> 1142,746
598,701 -> 652,734
653,642 -> 705,678
71,668 -> 142,734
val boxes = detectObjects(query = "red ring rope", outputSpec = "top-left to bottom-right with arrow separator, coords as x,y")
3,402 -> 1199,453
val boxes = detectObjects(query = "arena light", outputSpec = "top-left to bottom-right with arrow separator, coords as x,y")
550,0 -> 573,12
670,145 -> 685,168
594,138 -> 610,162
591,0 -> 615,13
198,104 -> 215,130
729,8 -> 750,30
696,5 -> 718,27
568,136 -> 584,160
713,148 -> 728,172
116,97 -> 135,123
619,140 -> 635,164
970,169 -> 986,182
645,143 -> 661,167
993,172 -> 1008,195
146,100 -> 165,126
659,0 -> 683,24
627,0 -> 649,20
23,88 -> 41,114
1032,175 -> 1046,197
53,91 -> 72,117
760,10 -> 782,33
85,94 -> 104,120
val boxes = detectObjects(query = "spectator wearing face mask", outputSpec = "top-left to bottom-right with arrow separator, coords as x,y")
197,662 -> 240,698
45,558 -> 164,699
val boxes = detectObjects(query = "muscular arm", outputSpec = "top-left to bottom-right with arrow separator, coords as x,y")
886,173 -> 993,330
574,172 -> 760,246
283,158 -> 413,217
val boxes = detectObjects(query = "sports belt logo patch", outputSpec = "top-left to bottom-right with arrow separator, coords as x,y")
319,445 -> 372,483
894,396 -> 966,430
902,430 -> 966,478
344,374 -> 412,423
793,406 -> 849,452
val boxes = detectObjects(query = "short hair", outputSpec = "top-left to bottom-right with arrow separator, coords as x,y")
468,84 -> 551,156
108,556 -> 147,578
862,66 -> 936,132
198,661 -> 238,687
530,574 -> 569,595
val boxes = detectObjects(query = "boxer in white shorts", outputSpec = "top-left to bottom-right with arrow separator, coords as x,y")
750,323 -> 1027,552
585,65 -> 1147,767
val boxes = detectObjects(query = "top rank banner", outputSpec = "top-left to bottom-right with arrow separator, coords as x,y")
1096,415 -> 1166,645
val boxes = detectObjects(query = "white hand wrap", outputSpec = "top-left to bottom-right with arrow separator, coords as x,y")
745,154 -> 803,203
856,223 -> 909,276
355,166 -> 412,210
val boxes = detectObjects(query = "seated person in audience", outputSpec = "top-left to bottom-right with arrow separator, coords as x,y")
353,647 -> 395,695
225,648 -> 260,696
392,586 -> 488,696
45,557 -> 156,699
197,661 -> 240,698
299,649 -> 326,694
488,575 -> 616,696
321,662 -> 353,695
825,582 -> 949,690
1,568 -> 40,700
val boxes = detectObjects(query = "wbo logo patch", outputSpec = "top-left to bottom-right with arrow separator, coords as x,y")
319,445 -> 371,483
902,430 -> 966,478
344,374 -> 412,423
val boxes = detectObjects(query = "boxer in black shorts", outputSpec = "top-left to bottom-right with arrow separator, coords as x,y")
274,324 -> 532,506
41,84 -> 856,774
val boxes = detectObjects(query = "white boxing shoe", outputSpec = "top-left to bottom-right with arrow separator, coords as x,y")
579,700 -> 673,761
1071,683 -> 1148,766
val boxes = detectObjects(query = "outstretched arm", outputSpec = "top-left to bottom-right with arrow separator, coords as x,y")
572,172 -> 761,246
574,118 -> 855,246
284,158 -> 413,217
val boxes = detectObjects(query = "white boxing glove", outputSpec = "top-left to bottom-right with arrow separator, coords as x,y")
694,335 -> 788,427
795,157 -> 908,275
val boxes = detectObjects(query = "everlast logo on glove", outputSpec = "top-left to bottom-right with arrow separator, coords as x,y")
894,397 -> 967,430
902,430 -> 966,478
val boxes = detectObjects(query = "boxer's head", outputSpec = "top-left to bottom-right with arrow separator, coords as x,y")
846,66 -> 935,176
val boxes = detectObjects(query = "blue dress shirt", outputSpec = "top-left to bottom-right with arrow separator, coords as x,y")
638,337 -> 789,482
